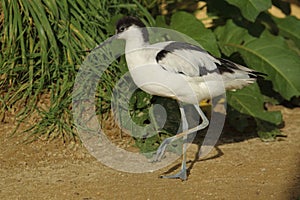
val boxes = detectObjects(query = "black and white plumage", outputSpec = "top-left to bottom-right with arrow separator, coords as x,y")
111,16 -> 264,180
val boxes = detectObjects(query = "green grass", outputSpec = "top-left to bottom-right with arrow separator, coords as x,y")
0,0 -> 156,141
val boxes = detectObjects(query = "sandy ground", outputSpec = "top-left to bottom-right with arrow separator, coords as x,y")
0,106 -> 299,200
1,2 -> 300,200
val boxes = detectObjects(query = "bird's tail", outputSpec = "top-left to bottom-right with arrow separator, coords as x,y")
216,58 -> 266,90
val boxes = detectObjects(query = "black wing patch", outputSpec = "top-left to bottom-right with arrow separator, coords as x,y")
155,42 -> 206,63
155,42 -> 266,78
216,58 -> 266,78
156,50 -> 170,63
163,42 -> 206,53
215,58 -> 238,74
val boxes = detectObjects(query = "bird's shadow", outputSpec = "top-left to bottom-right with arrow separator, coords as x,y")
160,119 -> 260,178
161,145 -> 224,178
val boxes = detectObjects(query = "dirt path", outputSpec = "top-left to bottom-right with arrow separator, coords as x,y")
0,106 -> 299,200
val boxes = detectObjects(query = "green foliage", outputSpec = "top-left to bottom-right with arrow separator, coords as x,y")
273,16 -> 300,47
0,0 -> 156,141
215,21 -> 300,100
227,83 -> 282,125
1,0 -> 299,145
169,11 -> 220,56
225,0 -> 272,22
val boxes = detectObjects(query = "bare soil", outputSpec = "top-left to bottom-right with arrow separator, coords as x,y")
0,105 -> 299,200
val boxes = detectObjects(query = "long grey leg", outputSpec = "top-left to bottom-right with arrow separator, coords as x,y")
154,104 -> 209,162
160,104 -> 188,180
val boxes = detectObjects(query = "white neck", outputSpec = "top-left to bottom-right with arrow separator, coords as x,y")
120,27 -> 151,71
124,29 -> 149,53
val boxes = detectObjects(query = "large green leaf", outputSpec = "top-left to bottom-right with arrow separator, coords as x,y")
169,11 -> 220,57
215,20 -> 300,100
227,83 -> 282,125
226,0 -> 272,22
273,16 -> 300,47
228,83 -> 282,141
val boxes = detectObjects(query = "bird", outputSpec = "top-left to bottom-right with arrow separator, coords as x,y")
95,16 -> 265,180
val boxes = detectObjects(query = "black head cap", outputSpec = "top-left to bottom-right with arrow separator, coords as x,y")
116,16 -> 146,34
116,16 -> 149,42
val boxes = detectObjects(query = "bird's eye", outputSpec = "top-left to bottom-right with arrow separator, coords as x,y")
119,26 -> 126,32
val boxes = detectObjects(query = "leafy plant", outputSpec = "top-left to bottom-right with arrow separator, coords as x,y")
0,0 -> 157,141
1,0 -> 299,148
150,0 -> 299,141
